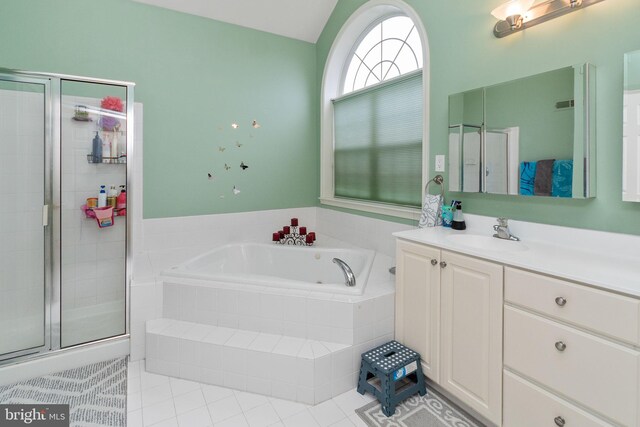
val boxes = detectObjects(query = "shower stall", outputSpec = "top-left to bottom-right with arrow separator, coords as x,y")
0,69 -> 134,376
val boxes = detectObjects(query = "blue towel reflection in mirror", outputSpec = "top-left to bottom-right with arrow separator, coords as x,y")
520,159 -> 573,198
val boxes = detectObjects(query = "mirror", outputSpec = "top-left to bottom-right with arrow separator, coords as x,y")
624,50 -> 640,202
448,64 -> 596,198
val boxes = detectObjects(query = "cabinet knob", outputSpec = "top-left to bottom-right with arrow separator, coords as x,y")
555,341 -> 567,352
555,297 -> 567,307
440,261 -> 447,268
554,416 -> 565,426
431,259 -> 438,266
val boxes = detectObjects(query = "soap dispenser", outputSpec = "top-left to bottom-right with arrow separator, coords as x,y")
451,202 -> 466,230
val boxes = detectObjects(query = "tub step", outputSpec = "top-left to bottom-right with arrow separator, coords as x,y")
145,318 -> 385,405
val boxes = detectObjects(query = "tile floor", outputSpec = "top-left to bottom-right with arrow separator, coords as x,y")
127,360 -> 376,427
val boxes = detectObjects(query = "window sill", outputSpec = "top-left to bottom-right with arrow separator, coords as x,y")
319,197 -> 421,221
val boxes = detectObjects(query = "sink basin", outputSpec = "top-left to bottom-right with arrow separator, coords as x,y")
446,234 -> 528,252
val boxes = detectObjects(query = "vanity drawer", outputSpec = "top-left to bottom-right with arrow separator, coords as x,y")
504,306 -> 640,426
504,370 -> 613,427
504,267 -> 640,346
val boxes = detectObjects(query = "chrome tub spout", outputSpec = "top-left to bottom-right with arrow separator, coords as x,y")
332,258 -> 356,287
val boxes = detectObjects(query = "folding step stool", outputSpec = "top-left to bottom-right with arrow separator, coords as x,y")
357,340 -> 427,417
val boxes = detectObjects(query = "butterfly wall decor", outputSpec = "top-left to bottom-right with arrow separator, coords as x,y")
240,162 -> 249,170
252,120 -> 261,129
218,146 -> 226,152
207,173 -> 215,180
233,186 -> 241,195
235,141 -> 243,148
224,163 -> 231,171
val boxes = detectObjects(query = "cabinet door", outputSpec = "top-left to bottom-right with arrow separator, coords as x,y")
440,251 -> 503,426
395,239 -> 441,382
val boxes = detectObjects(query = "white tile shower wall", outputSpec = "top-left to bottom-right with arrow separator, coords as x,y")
130,279 -> 162,361
131,103 -> 143,256
0,88 -> 46,355
315,208 -> 414,258
60,95 -> 126,346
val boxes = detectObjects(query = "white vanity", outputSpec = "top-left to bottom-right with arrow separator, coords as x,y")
393,218 -> 640,427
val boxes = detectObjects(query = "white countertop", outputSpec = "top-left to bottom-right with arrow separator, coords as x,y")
393,226 -> 640,298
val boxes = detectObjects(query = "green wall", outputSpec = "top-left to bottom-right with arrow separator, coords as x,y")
625,50 -> 640,91
0,0 -> 319,218
485,67 -> 574,162
317,0 -> 640,235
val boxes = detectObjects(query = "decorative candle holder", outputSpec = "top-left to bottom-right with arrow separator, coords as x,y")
272,218 -> 316,246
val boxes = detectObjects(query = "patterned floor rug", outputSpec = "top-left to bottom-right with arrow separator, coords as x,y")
355,386 -> 484,427
0,357 -> 127,427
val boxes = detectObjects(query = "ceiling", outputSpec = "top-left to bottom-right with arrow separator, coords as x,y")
132,0 -> 339,43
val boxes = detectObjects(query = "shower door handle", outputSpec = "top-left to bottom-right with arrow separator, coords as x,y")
42,205 -> 49,227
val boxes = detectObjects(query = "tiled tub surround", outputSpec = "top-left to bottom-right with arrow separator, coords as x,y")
144,238 -> 395,405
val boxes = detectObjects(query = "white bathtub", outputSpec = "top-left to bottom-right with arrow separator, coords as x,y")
162,243 -> 375,295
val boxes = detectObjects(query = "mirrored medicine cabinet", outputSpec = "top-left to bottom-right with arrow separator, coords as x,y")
448,63 -> 596,199
624,50 -> 640,202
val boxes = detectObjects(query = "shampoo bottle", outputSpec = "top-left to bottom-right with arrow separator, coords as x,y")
102,132 -> 111,160
98,185 -> 107,208
92,132 -> 102,163
116,185 -> 127,209
107,185 -> 117,208
451,202 -> 466,230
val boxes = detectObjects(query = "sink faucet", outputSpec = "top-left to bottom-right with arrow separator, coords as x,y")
333,258 -> 356,287
493,218 -> 520,241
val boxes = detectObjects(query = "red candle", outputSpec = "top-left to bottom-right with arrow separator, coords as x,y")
278,230 -> 285,239
299,226 -> 307,235
306,234 -> 313,244
272,232 -> 280,241
291,218 -> 298,226
283,226 -> 291,234
309,232 -> 316,241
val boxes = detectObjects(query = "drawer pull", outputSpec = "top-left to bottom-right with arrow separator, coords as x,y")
554,416 -> 565,426
555,296 -> 567,307
555,341 -> 567,352
440,261 -> 447,268
431,259 -> 438,266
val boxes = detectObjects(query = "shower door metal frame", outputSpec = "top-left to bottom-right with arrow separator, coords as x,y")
0,72 -> 54,363
0,68 -> 135,367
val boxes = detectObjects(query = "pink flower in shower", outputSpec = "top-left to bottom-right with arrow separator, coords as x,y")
101,96 -> 123,112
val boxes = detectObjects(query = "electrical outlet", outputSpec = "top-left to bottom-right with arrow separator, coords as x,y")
435,155 -> 445,172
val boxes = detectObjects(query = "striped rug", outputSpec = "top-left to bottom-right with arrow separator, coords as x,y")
0,357 -> 127,427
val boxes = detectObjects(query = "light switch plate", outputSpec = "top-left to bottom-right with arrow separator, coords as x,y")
435,155 -> 445,172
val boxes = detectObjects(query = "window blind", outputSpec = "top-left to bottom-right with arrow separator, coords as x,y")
333,71 -> 423,207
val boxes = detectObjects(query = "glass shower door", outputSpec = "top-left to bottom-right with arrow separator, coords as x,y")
0,76 -> 49,361
60,80 -> 127,348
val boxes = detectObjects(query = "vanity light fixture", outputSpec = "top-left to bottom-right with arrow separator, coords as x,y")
492,0 -> 605,38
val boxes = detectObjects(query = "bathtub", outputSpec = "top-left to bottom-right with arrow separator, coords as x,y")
162,242 -> 375,295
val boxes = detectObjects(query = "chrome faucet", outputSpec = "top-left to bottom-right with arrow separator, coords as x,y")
493,218 -> 520,241
333,258 -> 356,287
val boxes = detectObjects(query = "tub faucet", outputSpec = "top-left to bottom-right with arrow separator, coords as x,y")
333,258 -> 356,287
493,218 -> 520,241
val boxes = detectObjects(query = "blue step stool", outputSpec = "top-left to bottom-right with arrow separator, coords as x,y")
357,340 -> 427,417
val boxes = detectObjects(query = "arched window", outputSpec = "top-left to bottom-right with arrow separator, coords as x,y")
343,15 -> 423,94
321,2 -> 428,217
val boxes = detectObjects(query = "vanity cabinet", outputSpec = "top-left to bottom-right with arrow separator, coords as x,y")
395,240 -> 503,425
395,240 -> 441,381
395,237 -> 640,426
440,251 -> 503,425
503,267 -> 640,427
